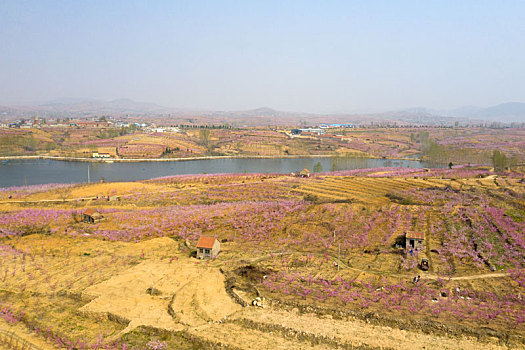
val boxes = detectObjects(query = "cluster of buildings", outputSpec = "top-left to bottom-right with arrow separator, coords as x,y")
0,116 -> 151,129
319,123 -> 356,129
0,116 -> 182,135
290,123 -> 356,136
91,152 -> 111,159
291,128 -> 326,135
0,118 -> 42,128
150,126 -> 180,133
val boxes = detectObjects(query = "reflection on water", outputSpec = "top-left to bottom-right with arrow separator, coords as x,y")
0,157 -> 434,187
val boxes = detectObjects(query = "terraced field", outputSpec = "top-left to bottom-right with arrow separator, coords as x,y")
200,308 -> 508,350
296,176 -> 453,205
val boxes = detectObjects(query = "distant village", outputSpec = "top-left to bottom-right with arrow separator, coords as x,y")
0,115 -> 177,132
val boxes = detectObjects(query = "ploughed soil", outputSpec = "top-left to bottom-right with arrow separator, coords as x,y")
80,238 -> 241,335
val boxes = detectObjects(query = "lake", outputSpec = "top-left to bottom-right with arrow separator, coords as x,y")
0,157 -> 435,187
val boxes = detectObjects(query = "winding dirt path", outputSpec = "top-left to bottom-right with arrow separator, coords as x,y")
447,272 -> 509,280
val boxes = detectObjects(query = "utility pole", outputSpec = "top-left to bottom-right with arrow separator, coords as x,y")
151,270 -> 154,292
338,244 -> 340,271
87,165 -> 90,183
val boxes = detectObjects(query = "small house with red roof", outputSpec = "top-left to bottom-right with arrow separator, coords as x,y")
83,209 -> 103,224
405,232 -> 424,250
196,236 -> 220,259
299,168 -> 310,177
291,168 -> 311,178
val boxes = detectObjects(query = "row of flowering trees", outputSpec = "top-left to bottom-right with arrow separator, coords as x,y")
1,192 -> 522,272
0,183 -> 75,200
389,185 -> 524,270
318,166 -> 521,178
261,271 -> 524,327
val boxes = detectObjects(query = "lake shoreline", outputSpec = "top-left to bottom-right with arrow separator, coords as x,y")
0,154 -> 423,163
0,156 -> 434,188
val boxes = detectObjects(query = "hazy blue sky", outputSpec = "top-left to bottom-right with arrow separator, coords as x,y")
1,1 -> 524,113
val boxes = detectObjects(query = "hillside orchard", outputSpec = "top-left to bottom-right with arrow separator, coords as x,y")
0,166 -> 524,349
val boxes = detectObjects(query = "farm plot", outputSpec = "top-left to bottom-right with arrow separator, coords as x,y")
224,308 -> 508,350
81,252 -> 241,333
295,176 -> 447,204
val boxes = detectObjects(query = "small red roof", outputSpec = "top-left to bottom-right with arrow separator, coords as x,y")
84,208 -> 96,216
406,232 -> 425,240
197,236 -> 217,249
301,168 -> 310,173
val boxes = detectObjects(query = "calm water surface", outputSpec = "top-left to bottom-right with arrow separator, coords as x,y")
0,157 -> 434,187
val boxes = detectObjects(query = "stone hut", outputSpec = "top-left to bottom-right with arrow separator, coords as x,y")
83,209 -> 103,224
405,232 -> 424,250
196,236 -> 220,259
299,168 -> 310,178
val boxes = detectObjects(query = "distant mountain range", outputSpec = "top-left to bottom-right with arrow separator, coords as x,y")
34,98 -> 173,115
449,102 -> 525,122
398,102 -> 525,123
1,99 -> 524,125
